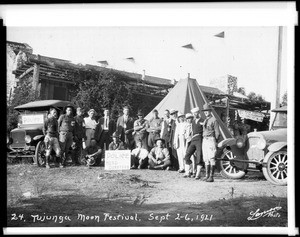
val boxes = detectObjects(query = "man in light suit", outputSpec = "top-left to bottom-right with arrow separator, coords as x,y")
116,106 -> 134,150
96,108 -> 116,150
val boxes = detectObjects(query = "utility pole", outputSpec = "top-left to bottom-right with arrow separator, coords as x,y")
269,26 -> 283,130
276,26 -> 283,108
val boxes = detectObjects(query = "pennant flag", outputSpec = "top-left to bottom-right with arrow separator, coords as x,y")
181,43 -> 194,50
125,57 -> 135,62
214,31 -> 225,38
97,60 -> 108,66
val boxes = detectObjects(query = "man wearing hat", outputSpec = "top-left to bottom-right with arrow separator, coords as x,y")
73,107 -> 86,165
173,112 -> 187,173
146,109 -> 162,150
58,104 -> 78,168
84,109 -> 99,148
169,109 -> 179,170
97,108 -> 116,151
183,106 -> 204,179
133,110 -> 148,150
148,138 -> 171,170
116,106 -> 134,150
108,132 -> 126,150
202,103 -> 220,182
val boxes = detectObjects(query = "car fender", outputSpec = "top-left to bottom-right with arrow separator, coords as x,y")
267,142 -> 287,153
217,138 -> 236,148
33,135 -> 44,141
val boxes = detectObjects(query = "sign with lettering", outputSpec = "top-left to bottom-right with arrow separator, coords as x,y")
105,150 -> 131,170
237,109 -> 265,122
21,114 -> 44,124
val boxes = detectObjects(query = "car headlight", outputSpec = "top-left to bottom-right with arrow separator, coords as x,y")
25,135 -> 32,144
256,138 -> 266,150
236,138 -> 244,148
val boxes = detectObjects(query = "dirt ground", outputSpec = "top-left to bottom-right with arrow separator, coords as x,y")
6,161 -> 287,230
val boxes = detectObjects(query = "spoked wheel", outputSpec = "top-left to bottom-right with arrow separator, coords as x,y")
35,141 -> 46,167
219,149 -> 246,179
262,149 -> 287,186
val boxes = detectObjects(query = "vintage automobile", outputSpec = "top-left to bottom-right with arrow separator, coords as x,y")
217,106 -> 287,186
7,100 -> 77,166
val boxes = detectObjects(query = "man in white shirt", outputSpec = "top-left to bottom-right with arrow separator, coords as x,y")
131,139 -> 149,169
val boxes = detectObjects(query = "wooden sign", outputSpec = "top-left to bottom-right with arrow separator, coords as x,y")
238,109 -> 265,122
104,150 -> 131,170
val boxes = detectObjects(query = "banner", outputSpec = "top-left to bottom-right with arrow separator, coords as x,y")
104,150 -> 131,170
237,109 -> 265,122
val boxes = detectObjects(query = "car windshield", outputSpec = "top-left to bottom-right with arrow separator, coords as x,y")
272,112 -> 287,128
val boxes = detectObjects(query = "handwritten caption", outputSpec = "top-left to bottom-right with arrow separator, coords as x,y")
10,212 -> 213,224
247,206 -> 281,221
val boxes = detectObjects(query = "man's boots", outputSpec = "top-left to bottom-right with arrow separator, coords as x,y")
195,165 -> 202,180
206,165 -> 215,182
59,154 -> 65,168
183,164 -> 191,178
45,155 -> 50,169
202,165 -> 210,181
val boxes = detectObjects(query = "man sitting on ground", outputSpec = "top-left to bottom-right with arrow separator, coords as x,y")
148,138 -> 171,170
131,139 -> 149,169
85,138 -> 102,167
108,132 -> 126,150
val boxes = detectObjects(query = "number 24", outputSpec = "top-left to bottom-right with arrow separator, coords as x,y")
11,213 -> 24,221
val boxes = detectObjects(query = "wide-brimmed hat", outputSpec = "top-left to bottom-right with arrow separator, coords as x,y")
191,107 -> 200,113
63,104 -> 75,114
137,110 -> 144,116
155,138 -> 165,144
185,113 -> 193,119
88,108 -> 97,115
111,132 -> 121,138
170,109 -> 178,115
202,103 -> 213,111
177,112 -> 185,118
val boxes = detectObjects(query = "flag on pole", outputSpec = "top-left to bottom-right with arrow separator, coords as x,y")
97,60 -> 108,66
125,57 -> 135,63
214,31 -> 225,38
181,43 -> 194,50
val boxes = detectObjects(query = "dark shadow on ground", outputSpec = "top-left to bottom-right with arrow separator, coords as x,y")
7,194 -> 287,227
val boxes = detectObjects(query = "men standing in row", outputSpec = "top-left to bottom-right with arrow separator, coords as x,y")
184,107 -> 204,179
201,103 -> 220,182
116,106 -> 135,150
169,109 -> 179,170
84,109 -> 99,147
73,107 -> 86,165
43,108 -> 61,169
58,104 -> 78,168
147,109 -> 162,150
97,108 -> 116,150
133,110 -> 148,150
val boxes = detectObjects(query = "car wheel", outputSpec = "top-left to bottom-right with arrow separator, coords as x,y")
219,149 -> 246,179
35,141 -> 46,167
262,149 -> 287,186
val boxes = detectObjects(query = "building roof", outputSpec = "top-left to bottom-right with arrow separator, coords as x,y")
199,84 -> 226,95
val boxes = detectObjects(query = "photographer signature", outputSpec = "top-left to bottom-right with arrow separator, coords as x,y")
247,206 -> 281,221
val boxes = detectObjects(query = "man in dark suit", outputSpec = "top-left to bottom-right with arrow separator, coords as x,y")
96,108 -> 116,150
116,106 -> 134,149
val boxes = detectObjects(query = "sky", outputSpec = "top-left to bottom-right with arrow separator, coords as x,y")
7,26 -> 287,102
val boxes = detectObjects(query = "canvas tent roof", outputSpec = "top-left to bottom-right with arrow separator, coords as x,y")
145,78 -> 233,140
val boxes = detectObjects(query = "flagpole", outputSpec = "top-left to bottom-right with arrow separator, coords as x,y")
269,26 -> 283,130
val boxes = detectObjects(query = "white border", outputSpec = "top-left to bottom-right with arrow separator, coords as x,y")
1,2 -> 297,235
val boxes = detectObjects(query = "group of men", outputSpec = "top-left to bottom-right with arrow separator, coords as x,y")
43,103 -> 220,182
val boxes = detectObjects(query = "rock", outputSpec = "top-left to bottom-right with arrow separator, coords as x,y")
23,192 -> 31,198
19,173 -> 24,176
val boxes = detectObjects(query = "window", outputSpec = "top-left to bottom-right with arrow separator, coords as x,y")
53,86 -> 67,100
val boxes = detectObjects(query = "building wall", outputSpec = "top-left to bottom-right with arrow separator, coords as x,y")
209,74 -> 238,95
6,46 -> 17,102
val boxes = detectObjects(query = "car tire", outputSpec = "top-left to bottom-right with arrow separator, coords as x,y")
35,141 -> 46,167
262,149 -> 287,186
219,149 -> 246,179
